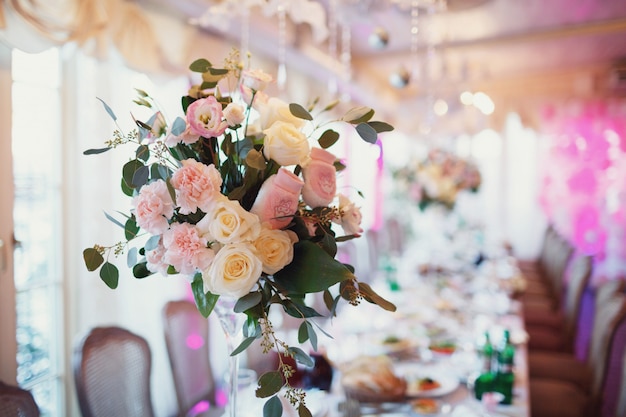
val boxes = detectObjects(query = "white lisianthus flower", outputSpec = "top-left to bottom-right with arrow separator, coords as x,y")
202,242 -> 263,298
263,121 -> 310,166
253,225 -> 298,275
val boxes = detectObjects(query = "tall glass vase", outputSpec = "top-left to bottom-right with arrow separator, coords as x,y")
214,296 -> 246,417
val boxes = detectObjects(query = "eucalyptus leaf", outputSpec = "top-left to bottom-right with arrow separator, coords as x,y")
288,347 -> 314,367
136,144 -> 150,162
121,177 -> 134,197
166,179 -> 177,205
321,99 -> 340,112
358,281 -> 397,312
104,211 -> 125,229
246,149 -> 267,170
100,262 -> 119,289
83,248 -> 104,271
289,103 -> 313,121
83,147 -> 110,155
256,372 -> 284,398
298,404 -> 313,417
132,165 -> 150,189
171,117 -> 187,136
127,247 -> 138,268
191,276 -> 219,317
356,122 -> 379,144
263,395 -> 283,417
202,71 -> 227,84
124,217 -> 139,241
189,58 -> 212,73
207,67 -> 229,75
341,106 -> 374,124
96,97 -> 117,121
306,321 -> 318,351
231,336 -> 256,356
132,262 -> 152,279
318,129 -> 340,149
368,121 -> 394,133
144,234 -> 161,251
122,159 -> 145,190
298,322 -> 309,344
234,292 -> 263,313
273,241 -> 354,294
135,88 -> 149,98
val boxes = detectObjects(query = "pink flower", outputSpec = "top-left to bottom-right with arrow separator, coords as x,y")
250,168 -> 304,229
334,194 -> 363,237
171,159 -> 223,214
223,102 -> 245,126
241,68 -> 273,92
132,180 -> 174,234
302,147 -> 337,208
146,239 -> 169,276
186,96 -> 228,138
162,222 -> 215,275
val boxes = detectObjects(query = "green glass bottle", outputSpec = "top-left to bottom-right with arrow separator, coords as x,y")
473,332 -> 495,400
494,329 -> 515,405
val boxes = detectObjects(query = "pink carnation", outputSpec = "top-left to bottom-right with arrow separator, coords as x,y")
162,222 -> 215,275
171,159 -> 223,214
146,239 -> 169,276
132,179 -> 174,234
186,96 -> 228,138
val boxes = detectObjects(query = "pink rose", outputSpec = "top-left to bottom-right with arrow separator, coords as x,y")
302,147 -> 337,207
171,159 -> 223,214
334,194 -> 363,237
132,180 -> 174,234
250,168 -> 304,229
186,96 -> 228,138
162,222 -> 215,275
146,239 -> 169,276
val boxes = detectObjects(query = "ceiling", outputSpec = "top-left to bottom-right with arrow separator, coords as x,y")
141,0 -> 626,133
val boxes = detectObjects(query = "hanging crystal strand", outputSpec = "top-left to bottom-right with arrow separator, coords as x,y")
240,4 -> 250,63
340,20 -> 352,102
423,0 -> 437,134
276,1 -> 287,93
410,0 -> 420,85
327,0 -> 338,96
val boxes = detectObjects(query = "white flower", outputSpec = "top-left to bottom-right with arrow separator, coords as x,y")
253,226 -> 298,275
223,102 -> 245,126
196,196 -> 261,244
263,121 -> 310,166
202,242 -> 263,298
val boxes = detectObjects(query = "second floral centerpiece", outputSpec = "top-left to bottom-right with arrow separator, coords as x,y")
83,50 -> 396,417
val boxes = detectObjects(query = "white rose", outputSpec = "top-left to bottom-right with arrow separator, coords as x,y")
258,97 -> 306,130
197,197 -> 261,244
253,226 -> 298,275
334,194 -> 363,237
263,121 -> 310,166
202,243 -> 263,298
223,102 -> 245,126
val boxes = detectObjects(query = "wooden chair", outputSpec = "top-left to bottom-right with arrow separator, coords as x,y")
73,326 -> 155,417
617,350 -> 626,417
0,381 -> 40,417
163,300 -> 219,417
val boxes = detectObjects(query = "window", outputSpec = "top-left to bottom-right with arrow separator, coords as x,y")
12,48 -> 64,417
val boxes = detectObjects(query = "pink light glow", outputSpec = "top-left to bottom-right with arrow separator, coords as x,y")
186,333 -> 205,350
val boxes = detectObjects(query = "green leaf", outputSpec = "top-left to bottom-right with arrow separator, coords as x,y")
122,159 -> 145,189
368,121 -> 394,133
356,122 -> 379,144
83,248 -> 104,271
298,404 -> 313,417
318,129 -> 340,149
231,336 -> 256,356
321,99 -> 340,112
132,262 -> 152,279
125,217 -> 139,241
136,144 -> 150,162
298,321 -> 309,344
234,292 -> 263,313
127,247 -> 138,268
283,300 -> 322,319
341,106 -> 374,124
83,147 -> 110,155
263,395 -> 283,417
166,178 -> 177,205
104,211 -> 125,229
246,149 -> 267,170
100,262 -> 119,289
171,117 -> 186,136
189,58 -> 212,73
358,281 -> 397,312
273,241 -> 354,294
256,372 -> 284,398
121,177 -> 133,197
96,97 -> 117,121
288,347 -> 314,367
306,321 -> 318,351
135,88 -> 149,98
191,275 -> 219,317
289,103 -> 313,121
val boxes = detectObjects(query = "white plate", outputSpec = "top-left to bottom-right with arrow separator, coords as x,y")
405,372 -> 459,398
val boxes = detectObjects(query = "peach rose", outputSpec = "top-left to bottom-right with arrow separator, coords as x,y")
196,196 -> 261,244
186,96 -> 228,138
171,159 -> 223,214
301,147 -> 337,208
132,179 -> 174,234
162,222 -> 215,275
334,194 -> 363,237
250,168 -> 304,229
263,121 -> 310,166
202,242 -> 263,298
253,226 -> 298,275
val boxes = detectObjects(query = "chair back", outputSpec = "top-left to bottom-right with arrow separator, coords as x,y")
163,300 -> 216,416
616,350 -> 626,417
561,255 -> 593,349
0,381 -> 40,417
73,326 -> 155,417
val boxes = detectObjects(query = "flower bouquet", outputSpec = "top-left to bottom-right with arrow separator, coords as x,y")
82,50 -> 396,417
393,149 -> 481,210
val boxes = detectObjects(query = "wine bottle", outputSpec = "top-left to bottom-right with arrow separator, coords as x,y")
494,329 -> 515,405
473,332 -> 495,400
